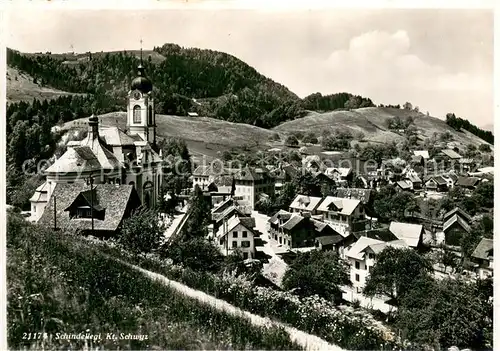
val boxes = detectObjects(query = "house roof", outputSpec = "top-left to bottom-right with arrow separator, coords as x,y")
443,207 -> 472,223
281,214 -> 305,230
78,134 -> 125,169
365,239 -> 408,255
443,214 -> 471,233
345,236 -> 385,260
268,209 -> 293,225
216,215 -> 256,239
38,183 -> 138,232
456,176 -> 480,187
29,181 -> 50,203
407,174 -> 422,183
396,180 -> 413,189
326,167 -> 352,177
335,188 -> 372,204
413,150 -> 430,159
427,176 -> 448,186
317,196 -> 361,216
233,166 -> 272,182
315,235 -> 344,246
471,238 -> 493,261
212,205 -> 246,223
459,158 -> 475,164
441,149 -> 462,159
289,195 -> 323,212
388,222 -> 423,247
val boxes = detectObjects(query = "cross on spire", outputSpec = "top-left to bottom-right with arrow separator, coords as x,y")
140,38 -> 143,63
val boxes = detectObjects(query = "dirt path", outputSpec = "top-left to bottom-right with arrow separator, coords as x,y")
118,259 -> 344,351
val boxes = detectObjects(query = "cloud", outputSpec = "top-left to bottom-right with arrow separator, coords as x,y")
284,30 -> 491,123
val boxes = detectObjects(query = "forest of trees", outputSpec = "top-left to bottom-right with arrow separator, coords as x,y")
301,92 -> 374,111
446,113 -> 494,144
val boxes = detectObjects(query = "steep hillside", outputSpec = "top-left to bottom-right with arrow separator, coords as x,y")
274,107 -> 490,147
7,45 -> 304,127
6,66 -> 81,103
61,112 -> 276,158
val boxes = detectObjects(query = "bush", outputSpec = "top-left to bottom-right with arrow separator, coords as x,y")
285,135 -> 299,147
163,237 -> 224,272
118,207 -> 166,255
302,132 -> 318,144
479,144 -> 491,153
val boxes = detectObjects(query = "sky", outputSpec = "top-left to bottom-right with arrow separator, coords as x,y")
5,7 -> 494,126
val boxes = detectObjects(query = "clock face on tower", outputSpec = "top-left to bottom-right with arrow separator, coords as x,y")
133,91 -> 141,100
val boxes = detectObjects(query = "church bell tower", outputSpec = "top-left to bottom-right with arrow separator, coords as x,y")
127,43 -> 156,145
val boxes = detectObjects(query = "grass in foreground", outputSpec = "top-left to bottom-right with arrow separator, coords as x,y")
7,213 -> 302,350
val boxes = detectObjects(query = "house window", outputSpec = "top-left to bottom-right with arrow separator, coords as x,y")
219,238 -> 224,245
233,231 -> 238,238
243,252 -> 248,259
279,237 -> 282,244
368,253 -> 374,259
241,241 -> 250,248
288,240 -> 291,246
33,206 -> 36,213
355,261 -> 360,269
133,105 -> 141,123
232,241 -> 237,248
242,231 -> 248,238
355,274 -> 360,282
148,106 -> 153,125
368,266 -> 372,273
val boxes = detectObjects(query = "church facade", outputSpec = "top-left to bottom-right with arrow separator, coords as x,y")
30,63 -> 163,222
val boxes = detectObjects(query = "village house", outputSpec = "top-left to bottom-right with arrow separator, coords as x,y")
216,215 -> 258,259
424,175 -> 449,192
232,166 -> 275,210
345,236 -> 408,292
396,180 -> 413,192
442,207 -> 472,245
470,238 -> 493,280
455,176 -> 481,190
268,210 -> 316,249
442,173 -> 458,189
325,167 -> 353,186
289,194 -> 323,215
211,197 -> 251,235
317,196 -> 365,235
388,222 -> 425,249
440,148 -> 463,160
413,150 -> 430,160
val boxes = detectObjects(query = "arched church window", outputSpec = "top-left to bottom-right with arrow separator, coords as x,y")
133,105 -> 141,123
148,106 -> 153,125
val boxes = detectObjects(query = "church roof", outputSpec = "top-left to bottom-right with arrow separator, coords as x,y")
45,146 -> 103,174
131,65 -> 152,93
99,126 -> 141,146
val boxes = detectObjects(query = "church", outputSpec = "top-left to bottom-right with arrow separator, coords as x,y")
30,61 -> 164,228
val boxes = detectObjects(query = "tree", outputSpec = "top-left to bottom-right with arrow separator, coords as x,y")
183,185 -> 211,239
302,132 -> 318,144
479,144 -> 491,153
397,277 -> 492,349
292,172 -> 322,197
364,247 -> 433,305
164,237 -> 224,272
119,207 -> 166,255
285,135 -> 299,147
465,143 -> 478,158
403,102 -> 413,110
283,250 -> 350,303
372,186 -> 417,221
